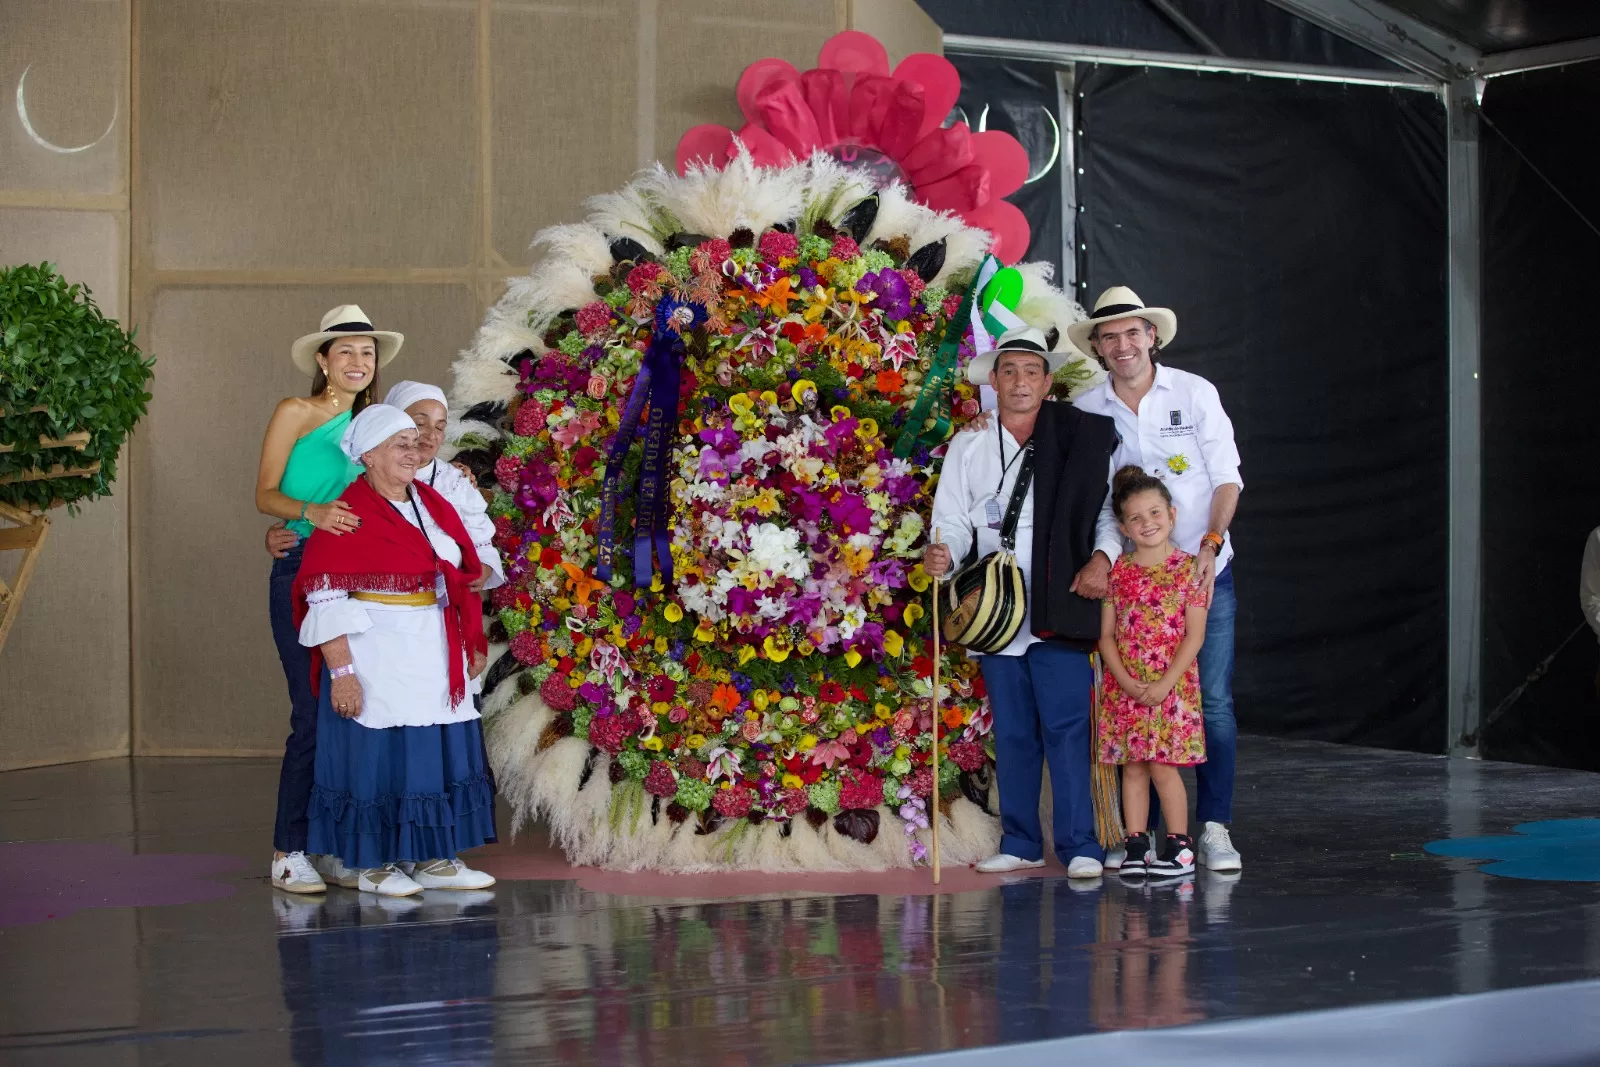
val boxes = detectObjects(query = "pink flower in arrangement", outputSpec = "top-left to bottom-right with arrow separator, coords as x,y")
513,401 -> 547,437
588,713 -> 632,753
674,31 -> 1034,261
808,738 -> 852,769
829,235 -> 860,261
494,455 -> 522,491
575,301 -> 613,337
907,766 -> 934,798
643,762 -> 678,798
551,410 -> 602,448
741,720 -> 763,742
509,630 -> 542,665
840,771 -> 885,811
668,706 -> 689,724
759,230 -> 799,261
947,740 -> 987,772
540,673 -> 577,713
712,785 -> 756,818
698,237 -> 733,264
626,261 -> 664,294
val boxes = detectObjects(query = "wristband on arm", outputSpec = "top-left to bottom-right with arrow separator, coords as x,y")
329,663 -> 356,680
1200,532 -> 1224,555
298,500 -> 309,523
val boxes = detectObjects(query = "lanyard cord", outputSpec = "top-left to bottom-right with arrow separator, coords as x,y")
995,416 -> 1028,495
407,490 -> 441,564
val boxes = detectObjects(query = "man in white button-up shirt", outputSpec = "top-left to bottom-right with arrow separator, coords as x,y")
1070,287 -> 1245,873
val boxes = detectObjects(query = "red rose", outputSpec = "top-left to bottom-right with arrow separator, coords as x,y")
539,546 -> 562,570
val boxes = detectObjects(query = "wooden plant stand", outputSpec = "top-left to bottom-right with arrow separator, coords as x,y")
0,409 -> 90,654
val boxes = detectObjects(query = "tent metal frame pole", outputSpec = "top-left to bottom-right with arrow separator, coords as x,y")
1056,65 -> 1077,292
1476,36 -> 1600,78
1257,0 -> 1479,79
1446,77 -> 1483,757
942,35 -> 1438,90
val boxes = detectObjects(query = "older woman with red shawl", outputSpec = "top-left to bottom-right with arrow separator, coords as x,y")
294,404 -> 497,897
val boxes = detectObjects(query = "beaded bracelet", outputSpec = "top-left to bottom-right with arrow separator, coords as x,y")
298,499 -> 309,523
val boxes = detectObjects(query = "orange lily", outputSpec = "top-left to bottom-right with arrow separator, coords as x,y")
750,277 -> 796,316
559,561 -> 606,607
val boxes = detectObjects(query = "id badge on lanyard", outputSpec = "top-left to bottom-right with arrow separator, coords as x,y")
984,496 -> 1004,529
434,566 -> 450,608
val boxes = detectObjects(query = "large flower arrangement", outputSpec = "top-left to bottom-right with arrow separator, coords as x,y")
451,45 -> 1098,873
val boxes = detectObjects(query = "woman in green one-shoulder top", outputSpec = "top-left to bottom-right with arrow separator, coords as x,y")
256,304 -> 405,894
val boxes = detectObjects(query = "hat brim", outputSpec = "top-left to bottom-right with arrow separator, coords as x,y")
290,330 -> 405,376
1065,308 -> 1177,359
966,344 -> 1070,385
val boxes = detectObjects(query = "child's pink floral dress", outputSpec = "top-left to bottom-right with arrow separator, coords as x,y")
1099,550 -> 1208,766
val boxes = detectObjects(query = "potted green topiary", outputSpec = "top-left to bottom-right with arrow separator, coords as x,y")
0,262 -> 153,513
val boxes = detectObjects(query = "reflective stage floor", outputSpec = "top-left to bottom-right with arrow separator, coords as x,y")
2,736 -> 1600,1065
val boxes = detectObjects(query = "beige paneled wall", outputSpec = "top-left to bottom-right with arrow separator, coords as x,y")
3,0 -> 939,762
0,1 -> 132,771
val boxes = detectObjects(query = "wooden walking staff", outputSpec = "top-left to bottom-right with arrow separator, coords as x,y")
929,527 -> 943,885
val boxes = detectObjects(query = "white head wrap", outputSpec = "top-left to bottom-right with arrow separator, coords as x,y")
382,380 -> 448,415
340,404 -> 418,462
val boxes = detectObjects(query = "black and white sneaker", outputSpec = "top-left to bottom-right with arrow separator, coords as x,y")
1118,832 -> 1152,877
1146,833 -> 1196,877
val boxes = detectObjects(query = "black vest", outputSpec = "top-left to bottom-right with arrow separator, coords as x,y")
1028,401 -> 1119,648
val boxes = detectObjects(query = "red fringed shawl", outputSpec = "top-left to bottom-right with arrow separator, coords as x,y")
292,475 -> 488,706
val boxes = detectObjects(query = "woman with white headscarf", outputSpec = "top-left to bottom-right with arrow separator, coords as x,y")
382,380 -> 505,594
294,404 -> 497,897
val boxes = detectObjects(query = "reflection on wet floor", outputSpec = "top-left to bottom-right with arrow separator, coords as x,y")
3,736 -> 1600,1065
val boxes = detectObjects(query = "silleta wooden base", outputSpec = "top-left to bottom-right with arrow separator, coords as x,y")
0,501 -> 50,656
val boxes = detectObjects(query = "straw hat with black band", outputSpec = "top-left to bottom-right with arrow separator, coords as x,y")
291,304 -> 405,376
966,325 -> 1071,384
1064,287 -> 1177,360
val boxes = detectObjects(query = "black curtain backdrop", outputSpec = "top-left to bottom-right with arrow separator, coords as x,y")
1479,64 -> 1600,771
1076,67 -> 1448,752
947,55 -> 1066,278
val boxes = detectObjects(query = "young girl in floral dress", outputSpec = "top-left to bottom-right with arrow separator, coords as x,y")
1098,466 -> 1210,877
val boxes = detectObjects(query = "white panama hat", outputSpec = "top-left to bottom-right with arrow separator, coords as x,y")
1065,287 -> 1177,359
966,326 -> 1070,385
290,304 -> 405,376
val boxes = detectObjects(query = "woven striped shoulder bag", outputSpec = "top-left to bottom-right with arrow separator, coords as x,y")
941,440 -> 1034,654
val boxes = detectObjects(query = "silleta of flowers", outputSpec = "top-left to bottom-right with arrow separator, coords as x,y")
450,41 -> 1099,873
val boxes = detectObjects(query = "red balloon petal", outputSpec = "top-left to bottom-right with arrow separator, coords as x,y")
892,53 -> 962,140
733,123 -> 795,169
676,125 -> 736,175
876,80 -> 926,160
903,125 -> 973,188
849,73 -> 896,145
801,69 -> 849,147
818,30 -> 890,77
964,199 -> 1032,264
970,131 -> 1031,199
757,80 -> 822,158
736,58 -> 800,126
918,164 -> 991,214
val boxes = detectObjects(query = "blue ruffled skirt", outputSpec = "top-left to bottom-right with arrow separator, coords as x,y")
306,669 -> 497,868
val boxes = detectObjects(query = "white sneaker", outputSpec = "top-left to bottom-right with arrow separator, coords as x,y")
408,858 -> 497,891
271,851 -> 326,894
1198,822 -> 1242,871
975,853 -> 1046,874
357,863 -> 425,897
315,854 -> 361,889
1066,856 -> 1104,878
1104,847 -> 1127,871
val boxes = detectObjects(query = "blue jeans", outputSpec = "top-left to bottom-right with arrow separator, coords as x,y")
979,642 -> 1105,863
269,540 -> 318,853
